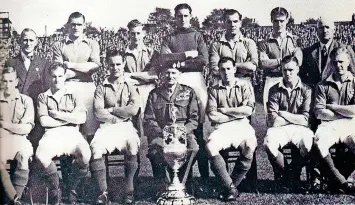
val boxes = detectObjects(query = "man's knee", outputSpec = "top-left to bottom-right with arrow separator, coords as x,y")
90,144 -> 104,160
344,134 -> 355,148
205,139 -> 221,157
76,143 -> 91,166
313,137 -> 329,158
35,147 -> 52,168
265,128 -> 287,157
299,137 -> 313,156
126,139 -> 140,156
14,151 -> 32,170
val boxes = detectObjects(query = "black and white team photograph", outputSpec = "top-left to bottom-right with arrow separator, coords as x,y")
1,0 -> 355,204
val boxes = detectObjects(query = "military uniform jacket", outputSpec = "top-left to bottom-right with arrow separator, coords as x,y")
143,83 -> 199,142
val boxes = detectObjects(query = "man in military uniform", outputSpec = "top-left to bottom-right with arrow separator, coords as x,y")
144,61 -> 199,195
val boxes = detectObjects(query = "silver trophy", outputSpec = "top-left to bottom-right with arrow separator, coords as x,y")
156,106 -> 196,205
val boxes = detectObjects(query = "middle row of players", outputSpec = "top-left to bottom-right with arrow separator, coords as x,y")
15,45 -> 355,203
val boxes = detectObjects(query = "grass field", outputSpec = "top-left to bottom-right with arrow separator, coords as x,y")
26,103 -> 355,205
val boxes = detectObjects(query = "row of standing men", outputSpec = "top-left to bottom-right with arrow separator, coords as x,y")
2,4 -> 355,204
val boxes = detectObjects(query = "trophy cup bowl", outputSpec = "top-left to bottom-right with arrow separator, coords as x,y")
156,123 -> 196,205
163,142 -> 187,170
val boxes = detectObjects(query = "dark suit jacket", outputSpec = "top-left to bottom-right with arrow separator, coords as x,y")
300,40 -> 355,87
5,54 -> 51,103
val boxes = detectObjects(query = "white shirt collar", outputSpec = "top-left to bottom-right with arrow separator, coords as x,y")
65,35 -> 88,43
219,33 -> 244,43
278,77 -> 302,90
269,31 -> 293,40
21,51 -> 33,60
125,43 -> 148,54
320,39 -> 333,53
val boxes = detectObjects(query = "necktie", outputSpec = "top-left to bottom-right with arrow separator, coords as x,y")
168,88 -> 174,97
321,46 -> 328,72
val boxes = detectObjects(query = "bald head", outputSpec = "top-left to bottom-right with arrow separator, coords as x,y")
20,28 -> 37,39
317,17 -> 335,43
317,17 -> 335,29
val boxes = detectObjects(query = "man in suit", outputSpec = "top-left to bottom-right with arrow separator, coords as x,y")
301,17 -> 355,88
6,28 -> 50,148
5,28 -> 50,101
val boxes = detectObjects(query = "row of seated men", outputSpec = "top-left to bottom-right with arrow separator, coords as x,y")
2,47 -> 355,205
2,3 -> 355,205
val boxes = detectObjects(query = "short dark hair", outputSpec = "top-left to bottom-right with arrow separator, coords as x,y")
127,19 -> 143,30
48,62 -> 66,76
106,50 -> 125,60
20,28 -> 37,39
2,66 -> 17,78
174,3 -> 192,14
270,7 -> 289,20
281,55 -> 299,66
330,46 -> 351,61
223,9 -> 242,21
67,12 -> 86,24
218,57 -> 236,67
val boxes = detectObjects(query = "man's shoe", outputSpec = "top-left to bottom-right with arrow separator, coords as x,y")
96,191 -> 109,205
218,184 -> 239,202
124,192 -> 135,205
310,168 -> 322,193
68,190 -> 78,205
10,196 -> 22,205
342,181 -> 355,194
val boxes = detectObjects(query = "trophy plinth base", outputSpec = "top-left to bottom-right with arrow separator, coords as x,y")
157,182 -> 195,205
157,189 -> 196,205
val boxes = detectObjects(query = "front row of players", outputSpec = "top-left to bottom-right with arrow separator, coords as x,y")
2,47 -> 355,204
